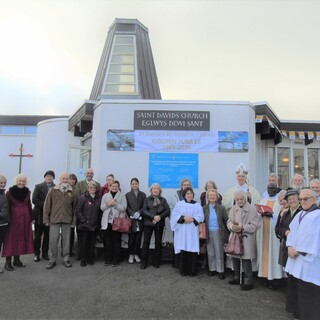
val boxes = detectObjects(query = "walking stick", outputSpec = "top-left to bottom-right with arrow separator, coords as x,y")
240,254 -> 243,285
240,233 -> 248,286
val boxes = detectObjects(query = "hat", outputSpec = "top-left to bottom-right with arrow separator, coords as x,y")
236,163 -> 248,175
284,188 -> 299,200
44,170 -> 55,179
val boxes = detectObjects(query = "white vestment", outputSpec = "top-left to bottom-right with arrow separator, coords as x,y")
222,183 -> 261,211
285,207 -> 320,286
170,200 -> 204,254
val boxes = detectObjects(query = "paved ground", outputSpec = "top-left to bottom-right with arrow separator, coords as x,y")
0,253 -> 292,320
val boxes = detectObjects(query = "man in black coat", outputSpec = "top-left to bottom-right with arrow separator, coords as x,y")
32,170 -> 55,262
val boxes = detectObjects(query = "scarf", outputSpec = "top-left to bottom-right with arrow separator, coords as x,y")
9,185 -> 29,202
153,196 -> 161,207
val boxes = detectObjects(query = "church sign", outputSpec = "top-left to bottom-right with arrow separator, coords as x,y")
134,110 -> 210,131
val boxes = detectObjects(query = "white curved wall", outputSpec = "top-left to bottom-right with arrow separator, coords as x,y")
34,118 -> 79,184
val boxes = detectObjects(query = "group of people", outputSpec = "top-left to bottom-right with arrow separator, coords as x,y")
0,167 -> 319,319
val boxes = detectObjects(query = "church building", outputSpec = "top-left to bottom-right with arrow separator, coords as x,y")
1,18 -> 320,199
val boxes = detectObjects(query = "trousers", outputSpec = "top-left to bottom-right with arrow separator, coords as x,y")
49,224 -> 71,262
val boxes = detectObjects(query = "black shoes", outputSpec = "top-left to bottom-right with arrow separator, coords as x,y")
229,279 -> 240,285
218,273 -> 225,280
5,261 -> 14,271
34,255 -> 40,262
42,254 -> 50,261
80,261 -> 87,267
140,263 -> 147,269
104,260 -> 111,266
13,259 -> 26,267
208,271 -> 216,276
240,284 -> 253,291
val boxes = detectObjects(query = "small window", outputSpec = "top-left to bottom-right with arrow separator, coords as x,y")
111,55 -> 134,64
277,147 -> 289,189
1,126 -> 24,134
24,126 -> 37,134
268,147 -> 275,173
115,36 -> 133,45
293,148 -> 304,176
308,149 -> 319,181
106,74 -> 135,84
109,65 -> 134,73
105,84 -> 136,94
113,45 -> 134,54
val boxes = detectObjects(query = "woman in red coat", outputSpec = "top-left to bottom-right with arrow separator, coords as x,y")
2,174 -> 34,271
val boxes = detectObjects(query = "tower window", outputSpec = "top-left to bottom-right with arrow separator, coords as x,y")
102,35 -> 138,95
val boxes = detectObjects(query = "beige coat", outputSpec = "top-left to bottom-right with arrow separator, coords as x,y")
100,191 -> 127,230
227,202 -> 258,260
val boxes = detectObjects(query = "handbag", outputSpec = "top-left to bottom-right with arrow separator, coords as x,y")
224,232 -> 244,255
112,216 -> 132,233
198,223 -> 207,240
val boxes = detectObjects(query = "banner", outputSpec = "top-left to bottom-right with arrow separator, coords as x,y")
107,130 -> 248,153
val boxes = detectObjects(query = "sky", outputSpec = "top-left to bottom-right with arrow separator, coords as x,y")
0,0 -> 320,121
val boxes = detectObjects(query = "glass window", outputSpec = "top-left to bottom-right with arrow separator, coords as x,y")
24,126 -> 37,134
293,148 -> 304,176
113,45 -> 134,54
268,147 -> 275,173
115,36 -> 133,45
103,35 -> 138,95
111,55 -> 134,64
106,74 -> 135,84
118,85 -> 135,93
105,84 -> 136,94
277,148 -> 289,189
109,64 -> 135,73
308,149 -> 319,180
1,126 -> 24,134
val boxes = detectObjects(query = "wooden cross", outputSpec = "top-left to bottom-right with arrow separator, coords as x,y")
9,143 -> 33,174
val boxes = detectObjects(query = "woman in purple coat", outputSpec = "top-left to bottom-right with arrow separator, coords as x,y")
2,174 -> 34,271
76,181 -> 101,267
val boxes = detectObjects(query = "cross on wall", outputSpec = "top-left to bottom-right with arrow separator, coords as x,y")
9,143 -> 33,174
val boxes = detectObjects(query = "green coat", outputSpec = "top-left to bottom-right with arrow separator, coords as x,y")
203,203 -> 229,246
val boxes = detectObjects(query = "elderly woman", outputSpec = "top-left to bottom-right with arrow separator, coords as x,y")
200,181 -> 223,206
203,188 -> 229,279
76,181 -> 101,267
171,187 -> 204,276
100,180 -> 127,267
0,175 -> 10,273
140,183 -> 170,269
2,174 -> 34,271
227,190 -> 258,290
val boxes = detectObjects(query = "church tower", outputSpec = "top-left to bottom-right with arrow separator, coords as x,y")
90,18 -> 161,100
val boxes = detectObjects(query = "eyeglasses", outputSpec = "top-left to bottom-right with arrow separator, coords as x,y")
298,197 -> 313,202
